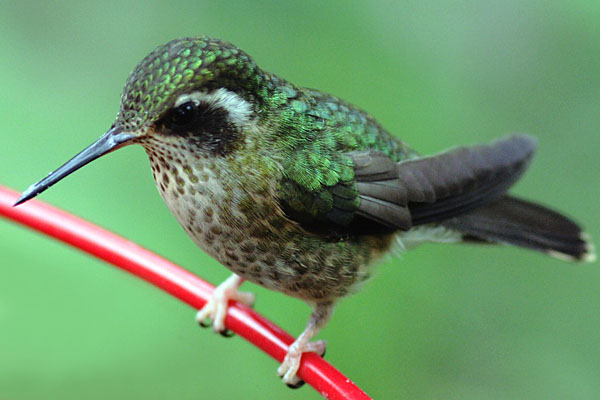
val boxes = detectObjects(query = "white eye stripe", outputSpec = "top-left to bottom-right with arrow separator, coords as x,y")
174,93 -> 201,107
174,88 -> 253,128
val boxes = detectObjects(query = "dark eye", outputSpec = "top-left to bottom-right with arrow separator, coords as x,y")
170,101 -> 197,128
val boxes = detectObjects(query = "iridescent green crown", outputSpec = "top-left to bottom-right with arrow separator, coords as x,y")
116,36 -> 265,131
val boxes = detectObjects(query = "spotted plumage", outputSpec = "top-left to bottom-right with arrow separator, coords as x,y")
16,36 -> 595,387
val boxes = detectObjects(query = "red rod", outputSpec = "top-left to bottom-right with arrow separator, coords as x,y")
0,185 -> 371,400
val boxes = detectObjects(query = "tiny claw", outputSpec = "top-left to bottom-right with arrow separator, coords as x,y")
219,329 -> 235,338
286,379 -> 305,389
198,318 -> 211,328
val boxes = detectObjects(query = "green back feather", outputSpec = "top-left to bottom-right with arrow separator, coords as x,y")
271,87 -> 416,227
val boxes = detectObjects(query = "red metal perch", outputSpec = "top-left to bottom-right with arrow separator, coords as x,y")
0,185 -> 371,400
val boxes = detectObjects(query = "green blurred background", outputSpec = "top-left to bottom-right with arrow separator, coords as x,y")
1,1 -> 599,399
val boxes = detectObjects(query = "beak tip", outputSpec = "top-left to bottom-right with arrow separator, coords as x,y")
13,198 -> 25,207
13,186 -> 36,206
13,196 -> 28,207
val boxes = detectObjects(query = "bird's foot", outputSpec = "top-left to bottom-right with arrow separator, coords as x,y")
278,339 -> 327,388
196,274 -> 254,335
277,301 -> 333,388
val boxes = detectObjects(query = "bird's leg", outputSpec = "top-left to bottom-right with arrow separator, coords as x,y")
278,301 -> 333,387
196,273 -> 255,334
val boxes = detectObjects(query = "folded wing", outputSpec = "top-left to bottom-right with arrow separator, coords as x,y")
351,134 -> 538,230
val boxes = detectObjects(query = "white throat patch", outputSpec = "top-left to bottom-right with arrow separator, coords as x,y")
174,88 -> 253,128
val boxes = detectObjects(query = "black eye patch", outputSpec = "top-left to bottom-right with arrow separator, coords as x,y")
158,100 -> 240,156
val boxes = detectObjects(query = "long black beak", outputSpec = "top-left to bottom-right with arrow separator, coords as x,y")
14,127 -> 136,206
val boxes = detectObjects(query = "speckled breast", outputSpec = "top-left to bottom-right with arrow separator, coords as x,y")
143,139 -> 392,303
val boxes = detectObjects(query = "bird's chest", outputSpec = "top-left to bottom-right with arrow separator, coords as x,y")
144,145 -> 386,302
146,150 -> 295,288
149,155 -> 246,260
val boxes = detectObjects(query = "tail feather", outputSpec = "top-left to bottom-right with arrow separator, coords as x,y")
444,196 -> 595,262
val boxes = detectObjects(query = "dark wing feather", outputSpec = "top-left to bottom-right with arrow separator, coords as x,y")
351,134 -> 538,230
444,195 -> 592,261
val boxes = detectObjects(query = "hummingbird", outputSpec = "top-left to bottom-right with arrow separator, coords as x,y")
15,36 -> 595,387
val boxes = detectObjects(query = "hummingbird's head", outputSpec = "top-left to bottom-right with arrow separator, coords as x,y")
15,37 -> 270,205
116,37 -> 266,136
